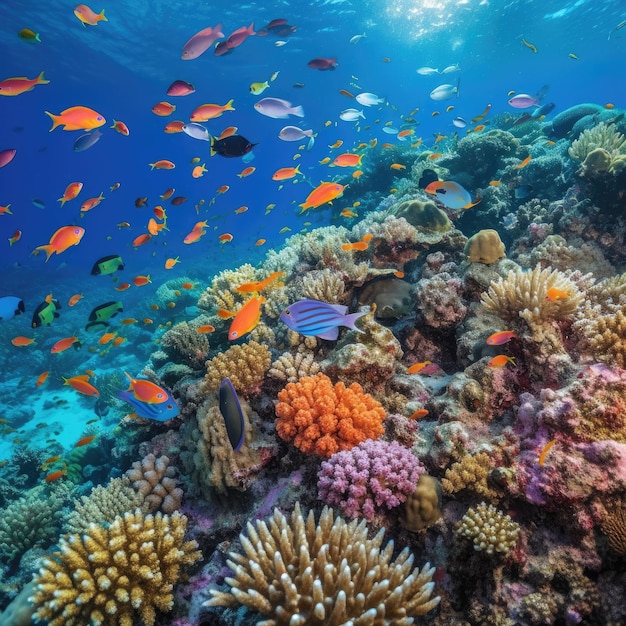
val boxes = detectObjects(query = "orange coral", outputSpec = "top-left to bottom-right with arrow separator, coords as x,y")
275,373 -> 386,457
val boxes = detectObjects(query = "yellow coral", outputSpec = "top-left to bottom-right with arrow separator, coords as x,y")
205,502 -> 440,624
30,509 -> 200,626
441,452 -> 503,499
402,475 -> 442,532
601,501 -> 626,555
455,502 -> 520,556
202,340 -> 271,396
568,121 -> 626,161
464,229 -> 506,264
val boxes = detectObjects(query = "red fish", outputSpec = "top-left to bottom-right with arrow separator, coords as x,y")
166,80 -> 195,96
0,149 -> 17,167
51,336 -> 80,354
74,4 -> 107,25
0,71 -> 49,96
486,330 -> 516,346
111,119 -> 130,135
308,57 -> 338,70
223,23 -> 256,50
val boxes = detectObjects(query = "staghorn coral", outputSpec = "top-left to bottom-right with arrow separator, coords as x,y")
455,502 -> 520,556
317,439 -> 424,523
568,121 -> 626,161
65,477 -> 146,534
30,509 -> 201,626
402,474 -> 442,532
441,452 -> 504,499
464,229 -> 506,264
160,321 -> 210,370
0,486 -> 65,566
268,345 -> 321,383
275,373 -> 386,458
125,453 -> 183,514
205,502 -> 440,624
201,340 -> 271,396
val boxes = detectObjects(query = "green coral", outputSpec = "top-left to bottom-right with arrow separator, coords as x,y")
391,198 -> 451,231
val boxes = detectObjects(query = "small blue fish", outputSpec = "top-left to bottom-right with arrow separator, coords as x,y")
118,389 -> 180,422
0,296 -> 25,321
73,129 -> 103,152
280,298 -> 367,340
219,378 -> 245,451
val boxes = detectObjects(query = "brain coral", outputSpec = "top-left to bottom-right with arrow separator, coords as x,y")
317,439 -> 424,523
275,373 -> 386,457
205,502 -> 440,624
464,229 -> 506,264
391,198 -> 451,232
30,509 -> 201,626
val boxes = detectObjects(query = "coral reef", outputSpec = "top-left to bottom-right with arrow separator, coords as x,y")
441,451 -> 504,500
300,268 -> 347,303
160,321 -> 210,370
275,373 -> 387,457
391,198 -> 451,232
464,228 -> 506,264
205,502 -> 441,623
65,477 -> 146,534
30,509 -> 201,626
568,121 -> 625,162
201,340 -> 271,396
601,500 -> 626,556
415,271 -> 468,329
268,345 -> 321,383
125,453 -> 183,514
317,439 -> 424,523
455,502 -> 521,556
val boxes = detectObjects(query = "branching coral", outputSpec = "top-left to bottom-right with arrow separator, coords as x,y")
568,121 -> 626,161
65,477 -> 146,534
30,509 -> 201,626
455,502 -> 520,556
205,502 -> 440,624
441,452 -> 504,500
201,340 -> 271,396
317,439 -> 424,523
275,373 -> 386,457
125,453 -> 183,514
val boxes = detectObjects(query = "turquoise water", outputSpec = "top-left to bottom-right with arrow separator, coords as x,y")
1,1 -> 626,624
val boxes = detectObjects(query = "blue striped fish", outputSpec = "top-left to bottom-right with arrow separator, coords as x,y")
279,298 -> 367,340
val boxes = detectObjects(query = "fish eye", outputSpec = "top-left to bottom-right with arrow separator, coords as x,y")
167,404 -> 173,409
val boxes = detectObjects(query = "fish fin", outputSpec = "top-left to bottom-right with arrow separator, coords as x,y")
329,303 -> 349,315
344,309 -> 368,332
34,244 -> 54,262
317,327 -> 340,340
100,9 -> 108,21
37,71 -> 50,85
209,135 -> 217,156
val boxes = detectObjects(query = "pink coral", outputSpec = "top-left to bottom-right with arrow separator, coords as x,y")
317,439 -> 424,523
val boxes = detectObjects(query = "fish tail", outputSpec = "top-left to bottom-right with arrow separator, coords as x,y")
57,196 -> 67,206
35,244 -> 54,262
225,98 -> 235,111
100,9 -> 108,21
45,111 -> 61,132
344,309 -> 368,332
37,71 -> 50,85
292,105 -> 305,118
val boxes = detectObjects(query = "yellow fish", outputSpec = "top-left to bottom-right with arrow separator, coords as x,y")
250,81 -> 270,95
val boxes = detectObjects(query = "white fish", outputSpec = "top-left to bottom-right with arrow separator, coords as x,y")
278,126 -> 314,141
441,64 -> 460,74
355,92 -> 384,107
275,40 -> 288,47
349,33 -> 366,44
182,123 -> 210,141
254,97 -> 304,119
339,108 -> 365,122
416,66 -> 440,75
430,82 -> 459,101
452,117 -> 467,128
382,126 -> 399,134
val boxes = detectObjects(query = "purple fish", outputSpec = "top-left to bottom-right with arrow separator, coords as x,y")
254,97 -> 304,119
508,94 -> 540,109
307,57 -> 338,70
0,148 -> 16,168
224,22 -> 255,49
280,299 -> 367,340
181,24 -> 224,60
166,80 -> 195,96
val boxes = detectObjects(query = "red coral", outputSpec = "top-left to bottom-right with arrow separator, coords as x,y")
275,373 -> 386,457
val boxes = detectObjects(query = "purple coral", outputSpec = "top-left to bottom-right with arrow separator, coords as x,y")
317,439 -> 424,523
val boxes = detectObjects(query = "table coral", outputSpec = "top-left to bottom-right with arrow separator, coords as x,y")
275,373 -> 386,457
125,453 -> 183,514
317,439 -> 424,523
30,509 -> 201,626
455,502 -> 520,556
205,502 -> 440,624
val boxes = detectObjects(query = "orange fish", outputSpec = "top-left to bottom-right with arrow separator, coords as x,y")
64,375 -> 99,396
428,153 -> 443,160
341,209 -> 358,218
197,324 -> 215,333
51,336 -> 80,354
190,99 -> 235,121
273,165 -> 302,180
36,371 -> 49,387
352,170 -> 363,179
58,182 -> 83,206
45,470 -> 67,483
99,332 -> 117,345
75,435 -> 97,447
8,229 -> 22,246
115,282 -> 132,291
0,71 -> 50,96
397,129 -> 414,138
80,192 -> 105,212
165,256 -> 180,269
160,188 -> 175,200
112,336 -> 126,346
149,159 -> 175,170
74,4 -> 107,25
147,218 -> 160,236
228,296 -> 265,340
217,125 -> 238,139
407,361 -> 432,374
545,287 -> 569,301
489,180 -> 501,186
183,221 -> 207,244
68,293 -> 84,307
538,439 -> 557,466
488,355 -> 515,368
111,119 -> 130,135
192,163 -> 207,178
234,205 -> 249,214
11,336 -> 35,347
514,155 -> 532,169
255,238 -> 266,246
153,206 -> 166,220
132,233 -> 152,247
152,101 -> 176,116
132,275 -> 151,287
34,225 -> 85,261
0,204 -> 13,215
299,181 -> 345,212
216,185 -> 230,194
319,157 -> 331,165
143,318 -> 154,324
339,89 -> 354,98
164,120 -> 185,133
394,271 -> 405,279
486,330 -> 516,345
237,166 -> 256,178
219,233 -> 234,243
342,241 -> 368,251
409,409 -> 429,420
121,318 -> 137,325
45,106 -> 105,131
135,197 -> 148,207
390,163 -> 406,170
125,372 -> 169,403
217,308 -> 234,319
332,153 -> 363,168
41,455 -> 62,468
235,271 -> 286,293
181,282 -> 194,290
